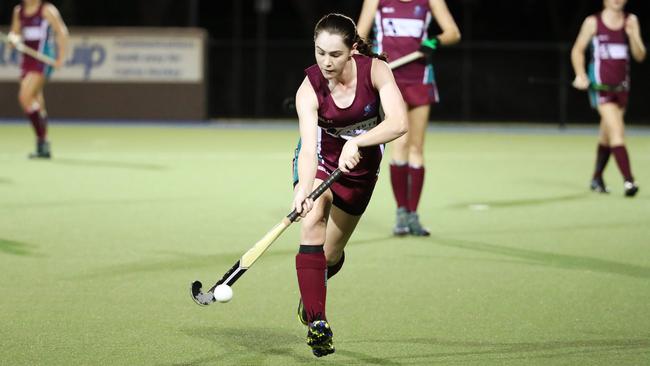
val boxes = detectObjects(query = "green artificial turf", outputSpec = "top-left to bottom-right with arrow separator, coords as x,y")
1,123 -> 649,365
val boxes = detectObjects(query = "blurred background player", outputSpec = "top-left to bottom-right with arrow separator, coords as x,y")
292,13 -> 407,357
357,0 -> 460,236
570,0 -> 645,197
8,0 -> 68,158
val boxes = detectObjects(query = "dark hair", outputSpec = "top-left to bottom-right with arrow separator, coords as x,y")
314,13 -> 387,61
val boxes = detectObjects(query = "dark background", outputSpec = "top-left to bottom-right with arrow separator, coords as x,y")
2,0 -> 649,123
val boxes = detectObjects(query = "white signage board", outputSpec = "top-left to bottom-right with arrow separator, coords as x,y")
0,32 -> 203,83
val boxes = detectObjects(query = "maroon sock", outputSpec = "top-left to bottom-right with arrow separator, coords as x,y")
407,165 -> 425,212
592,144 -> 610,179
27,109 -> 46,142
326,251 -> 345,280
611,145 -> 634,182
296,246 -> 327,323
390,162 -> 409,209
39,111 -> 48,141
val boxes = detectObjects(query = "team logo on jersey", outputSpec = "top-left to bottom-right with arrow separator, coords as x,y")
414,5 -> 424,16
363,102 -> 376,117
598,35 -> 610,41
382,7 -> 395,13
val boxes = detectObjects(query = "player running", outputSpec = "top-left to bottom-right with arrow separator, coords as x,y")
292,13 -> 407,357
570,0 -> 645,196
8,0 -> 68,159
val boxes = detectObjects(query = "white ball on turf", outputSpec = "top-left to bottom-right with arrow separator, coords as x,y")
213,284 -> 233,303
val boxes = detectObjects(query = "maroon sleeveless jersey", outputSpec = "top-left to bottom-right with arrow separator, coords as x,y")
374,0 -> 433,85
589,12 -> 630,88
304,54 -> 383,180
19,2 -> 55,77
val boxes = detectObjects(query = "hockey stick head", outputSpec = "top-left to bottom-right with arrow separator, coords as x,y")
189,170 -> 342,307
190,280 -> 216,306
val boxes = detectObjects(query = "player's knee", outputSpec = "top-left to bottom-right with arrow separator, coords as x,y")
610,135 -> 625,146
301,219 -> 327,242
18,93 -> 33,112
409,145 -> 424,158
302,233 -> 326,246
325,251 -> 343,266
393,139 -> 408,154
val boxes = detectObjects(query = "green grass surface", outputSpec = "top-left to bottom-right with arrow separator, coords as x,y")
1,123 -> 649,365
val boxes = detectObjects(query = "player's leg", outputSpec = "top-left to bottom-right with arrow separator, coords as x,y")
303,206 -> 360,356
34,90 -> 51,157
591,118 -> 611,193
296,182 -> 336,356
405,104 -> 431,236
296,180 -> 332,322
324,206 -> 361,278
599,102 -> 637,196
18,73 -> 49,158
389,113 -> 410,235
296,193 -> 359,298
37,90 -> 48,122
618,107 -> 638,197
298,192 -> 364,312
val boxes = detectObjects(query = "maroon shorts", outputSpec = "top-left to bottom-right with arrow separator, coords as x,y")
293,140 -> 381,216
315,165 -> 378,216
21,61 -> 52,79
397,81 -> 439,108
589,89 -> 628,109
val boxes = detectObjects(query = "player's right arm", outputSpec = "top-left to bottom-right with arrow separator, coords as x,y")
293,77 -> 320,217
357,0 -> 380,40
8,5 -> 22,46
571,16 -> 596,90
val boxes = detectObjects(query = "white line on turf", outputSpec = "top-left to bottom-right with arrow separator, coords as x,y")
469,204 -> 490,211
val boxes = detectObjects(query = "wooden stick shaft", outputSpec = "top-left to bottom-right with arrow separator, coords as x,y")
387,51 -> 423,70
0,32 -> 57,66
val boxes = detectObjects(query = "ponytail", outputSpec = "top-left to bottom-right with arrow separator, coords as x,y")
354,35 -> 387,61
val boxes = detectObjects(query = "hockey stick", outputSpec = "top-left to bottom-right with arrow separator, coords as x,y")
0,31 -> 56,66
190,168 -> 343,306
386,37 -> 438,70
589,82 -> 627,92
387,50 -> 424,69
527,76 -> 627,92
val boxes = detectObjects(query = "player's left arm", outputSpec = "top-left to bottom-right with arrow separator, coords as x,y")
626,14 -> 646,63
43,3 -> 69,68
351,60 -> 407,148
429,0 -> 461,46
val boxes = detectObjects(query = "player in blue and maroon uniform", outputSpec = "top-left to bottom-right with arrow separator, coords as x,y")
9,0 -> 68,158
358,0 -> 460,235
291,13 -> 407,357
571,0 -> 645,197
